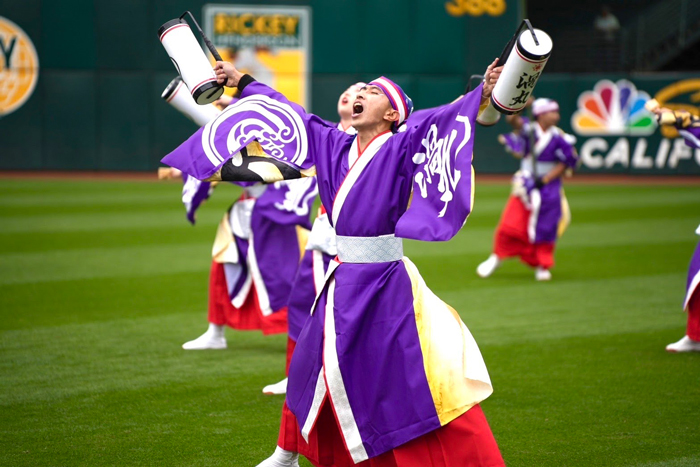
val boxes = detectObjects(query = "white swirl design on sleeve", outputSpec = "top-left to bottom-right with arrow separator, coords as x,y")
201,94 -> 309,168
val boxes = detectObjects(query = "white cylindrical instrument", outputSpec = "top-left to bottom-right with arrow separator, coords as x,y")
162,76 -> 221,126
158,18 -> 224,105
491,29 -> 552,115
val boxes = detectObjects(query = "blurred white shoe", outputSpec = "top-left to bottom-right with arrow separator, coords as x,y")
263,377 -> 288,395
182,324 -> 227,350
535,267 -> 552,281
256,447 -> 299,467
476,254 -> 501,278
666,335 -> 700,353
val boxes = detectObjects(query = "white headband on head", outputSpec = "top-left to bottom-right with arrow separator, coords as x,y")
532,98 -> 559,117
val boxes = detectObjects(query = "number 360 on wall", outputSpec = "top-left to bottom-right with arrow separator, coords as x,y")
445,0 -> 506,17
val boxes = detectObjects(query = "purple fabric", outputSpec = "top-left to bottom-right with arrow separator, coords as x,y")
225,236 -> 249,299
685,241 -> 700,308
287,282 -> 328,427
222,180 -> 316,311
249,180 -> 316,312
513,171 -> 563,244
498,117 -> 530,156
533,177 -> 563,243
251,218 -> 304,312
181,174 -> 213,225
255,179 -> 316,229
512,171 -> 536,194
522,125 -> 578,168
287,262 -> 442,459
403,103 -> 449,129
311,89 -> 480,240
499,132 -> 526,156
286,249 -> 333,342
395,90 -> 480,240
162,82 -> 332,180
679,127 -> 700,149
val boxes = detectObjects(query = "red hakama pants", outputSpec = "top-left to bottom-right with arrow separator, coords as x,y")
207,261 -> 287,335
494,196 -> 555,269
687,290 -> 700,341
278,398 -> 504,467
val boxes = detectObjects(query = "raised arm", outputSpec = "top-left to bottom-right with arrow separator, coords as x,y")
161,61 -> 343,183
646,99 -> 700,149
393,81 -> 485,241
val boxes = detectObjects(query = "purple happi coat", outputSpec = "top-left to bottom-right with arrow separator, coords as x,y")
211,178 -> 317,315
684,225 -> 700,311
163,81 -> 493,463
514,123 -> 578,243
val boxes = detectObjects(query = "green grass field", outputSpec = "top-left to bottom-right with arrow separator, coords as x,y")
1,178 -> 699,467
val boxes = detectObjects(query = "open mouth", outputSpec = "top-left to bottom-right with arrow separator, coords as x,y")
352,101 -> 363,117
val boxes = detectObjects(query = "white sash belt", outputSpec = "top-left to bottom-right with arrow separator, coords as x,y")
520,159 -> 558,176
336,234 -> 403,263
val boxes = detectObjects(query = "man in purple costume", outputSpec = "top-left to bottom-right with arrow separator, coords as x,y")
477,98 -> 578,281
162,59 -> 506,466
648,104 -> 700,352
666,225 -> 700,352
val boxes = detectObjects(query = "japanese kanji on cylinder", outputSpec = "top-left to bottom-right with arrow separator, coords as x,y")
491,28 -> 552,115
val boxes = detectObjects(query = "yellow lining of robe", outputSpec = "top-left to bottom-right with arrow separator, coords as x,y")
557,188 -> 571,238
402,257 -> 493,425
212,212 -> 239,264
296,226 -> 310,261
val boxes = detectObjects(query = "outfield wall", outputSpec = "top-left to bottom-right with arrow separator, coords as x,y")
1,1 -> 699,174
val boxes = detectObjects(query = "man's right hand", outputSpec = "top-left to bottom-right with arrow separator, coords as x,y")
214,61 -> 243,88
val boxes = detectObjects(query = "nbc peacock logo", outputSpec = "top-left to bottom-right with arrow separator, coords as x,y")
0,16 -> 39,117
571,80 -> 657,136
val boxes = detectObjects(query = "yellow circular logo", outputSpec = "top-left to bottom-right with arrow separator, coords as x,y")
0,16 -> 39,116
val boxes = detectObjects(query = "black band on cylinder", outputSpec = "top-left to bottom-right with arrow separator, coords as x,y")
192,81 -> 224,105
516,34 -> 551,62
158,19 -> 186,39
161,76 -> 183,100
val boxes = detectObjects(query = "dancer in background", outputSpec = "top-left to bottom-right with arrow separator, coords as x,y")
646,101 -> 700,353
667,226 -> 700,353
477,98 -> 578,281
181,176 -> 316,349
159,79 -> 316,353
